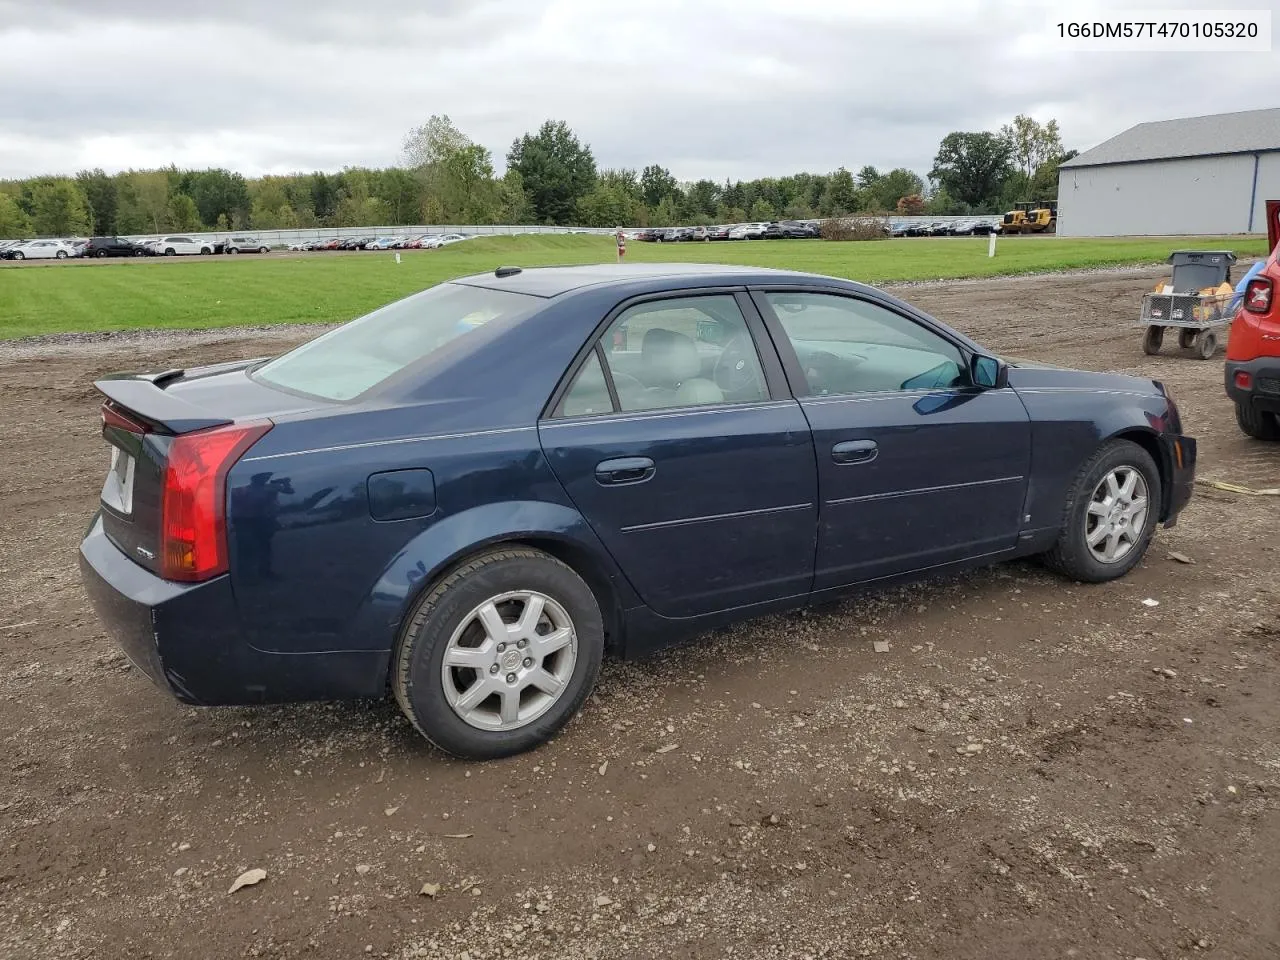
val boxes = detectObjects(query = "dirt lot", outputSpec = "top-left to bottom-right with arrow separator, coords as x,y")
1,266 -> 1277,960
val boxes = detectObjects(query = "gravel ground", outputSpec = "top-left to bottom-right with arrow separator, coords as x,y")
1,266 -> 1277,960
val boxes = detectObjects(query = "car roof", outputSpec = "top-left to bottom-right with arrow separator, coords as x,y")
450,262 -> 844,298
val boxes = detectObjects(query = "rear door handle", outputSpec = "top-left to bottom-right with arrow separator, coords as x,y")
595,456 -> 656,485
832,440 -> 878,464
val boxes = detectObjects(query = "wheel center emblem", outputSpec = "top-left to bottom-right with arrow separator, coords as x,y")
501,649 -> 522,671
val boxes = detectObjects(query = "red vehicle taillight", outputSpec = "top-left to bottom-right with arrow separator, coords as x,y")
1244,277 -> 1273,314
1235,370 -> 1253,389
161,421 -> 271,582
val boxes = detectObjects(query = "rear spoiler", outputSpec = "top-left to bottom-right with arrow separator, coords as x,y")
94,373 -> 232,434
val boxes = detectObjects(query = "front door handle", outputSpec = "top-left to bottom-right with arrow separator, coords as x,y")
832,439 -> 878,465
595,456 -> 656,485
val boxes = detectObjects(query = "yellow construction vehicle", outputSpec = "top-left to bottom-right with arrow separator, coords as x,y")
998,202 -> 1032,234
1000,200 -> 1058,235
1024,200 -> 1058,233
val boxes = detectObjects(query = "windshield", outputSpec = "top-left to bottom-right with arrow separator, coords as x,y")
252,283 -> 540,401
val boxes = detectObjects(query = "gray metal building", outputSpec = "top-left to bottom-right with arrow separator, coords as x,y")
1057,107 -> 1280,237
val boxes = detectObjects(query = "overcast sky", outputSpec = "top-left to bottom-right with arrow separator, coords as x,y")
1,0 -> 1276,183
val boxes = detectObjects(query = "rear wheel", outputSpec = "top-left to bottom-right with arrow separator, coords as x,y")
1235,402 -> 1280,441
1142,326 -> 1164,355
259,246 -> 269,254
12,251 -> 23,260
392,547 -> 604,759
1178,328 -> 1196,349
165,248 -> 176,256
56,250 -> 68,259
1041,439 -> 1161,583
96,249 -> 109,258
228,247 -> 239,255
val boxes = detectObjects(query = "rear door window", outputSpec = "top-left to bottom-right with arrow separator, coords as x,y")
252,283 -> 540,401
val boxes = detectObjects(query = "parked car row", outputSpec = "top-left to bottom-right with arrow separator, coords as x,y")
285,234 -> 470,252
631,221 -> 821,242
889,218 -> 1002,237
0,235 -> 277,259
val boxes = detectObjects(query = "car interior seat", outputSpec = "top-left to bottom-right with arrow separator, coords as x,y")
639,328 -> 723,407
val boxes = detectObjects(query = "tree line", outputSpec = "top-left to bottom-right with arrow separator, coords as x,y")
0,114 -> 1075,239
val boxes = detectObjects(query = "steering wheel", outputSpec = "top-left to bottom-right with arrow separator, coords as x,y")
713,334 -> 763,397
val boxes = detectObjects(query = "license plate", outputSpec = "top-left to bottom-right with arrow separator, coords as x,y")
102,445 -> 135,516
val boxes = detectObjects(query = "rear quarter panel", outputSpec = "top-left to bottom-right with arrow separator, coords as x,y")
225,413 -> 633,659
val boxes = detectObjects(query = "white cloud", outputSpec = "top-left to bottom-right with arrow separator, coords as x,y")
0,0 -> 1276,180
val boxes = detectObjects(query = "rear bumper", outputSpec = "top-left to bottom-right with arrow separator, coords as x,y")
1161,434 -> 1197,527
1225,358 -> 1280,415
79,515 -> 389,705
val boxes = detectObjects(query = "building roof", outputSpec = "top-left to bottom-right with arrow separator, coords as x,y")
1060,107 -> 1280,168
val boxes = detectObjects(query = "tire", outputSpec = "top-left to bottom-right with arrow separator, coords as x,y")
392,547 -> 604,759
259,246 -> 269,254
56,250 -> 68,259
200,248 -> 211,255
1178,328 -> 1196,349
1195,330 -> 1217,360
1142,326 -> 1163,355
1041,439 -> 1162,583
12,251 -> 23,260
228,247 -> 238,255
165,248 -> 176,256
1235,402 -> 1280,441
96,249 -> 109,258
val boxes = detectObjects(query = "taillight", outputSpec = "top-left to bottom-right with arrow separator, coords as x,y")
1244,277 -> 1273,314
161,421 -> 271,582
101,402 -> 150,436
1235,371 -> 1253,389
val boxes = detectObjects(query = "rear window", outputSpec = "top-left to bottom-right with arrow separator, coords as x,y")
251,283 -> 540,401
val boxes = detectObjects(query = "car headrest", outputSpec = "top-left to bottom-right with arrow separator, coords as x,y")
640,328 -> 701,384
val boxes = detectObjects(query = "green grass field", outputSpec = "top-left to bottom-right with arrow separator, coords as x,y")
0,233 -> 1268,340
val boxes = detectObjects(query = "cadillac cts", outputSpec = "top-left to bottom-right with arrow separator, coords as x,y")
79,264 -> 1196,758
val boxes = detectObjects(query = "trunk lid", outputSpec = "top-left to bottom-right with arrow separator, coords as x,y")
94,359 -> 325,576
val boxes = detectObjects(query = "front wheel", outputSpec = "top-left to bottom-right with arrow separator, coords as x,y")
56,250 -> 68,259
1142,326 -> 1164,355
1041,439 -> 1161,583
96,249 -> 109,258
12,251 -> 23,260
1235,402 -> 1280,441
1194,330 -> 1217,360
392,547 -> 604,759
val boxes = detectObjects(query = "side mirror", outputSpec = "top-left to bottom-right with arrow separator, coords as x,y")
970,353 -> 1007,389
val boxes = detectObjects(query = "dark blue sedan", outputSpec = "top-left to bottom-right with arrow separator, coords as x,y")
80,264 -> 1197,758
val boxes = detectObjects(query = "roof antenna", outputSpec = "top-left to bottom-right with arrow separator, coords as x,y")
494,266 -> 522,278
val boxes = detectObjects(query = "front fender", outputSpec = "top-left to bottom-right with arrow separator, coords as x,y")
1018,387 -> 1173,533
346,500 -> 637,657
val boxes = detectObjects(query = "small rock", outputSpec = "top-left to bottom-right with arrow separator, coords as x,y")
1141,598 -> 1160,608
892,700 -> 908,710
594,895 -> 614,907
873,641 -> 890,653
471,886 -> 482,897
598,761 -> 608,776
355,864 -> 372,876
655,743 -> 679,754
228,868 -> 267,894
1160,668 -> 1177,679
177,842 -> 190,852
965,743 -> 983,754
1167,552 -> 1195,564
385,806 -> 399,817
646,843 -> 656,852
419,883 -> 441,898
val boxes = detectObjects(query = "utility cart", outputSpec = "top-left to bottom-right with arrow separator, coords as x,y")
1139,250 -> 1237,360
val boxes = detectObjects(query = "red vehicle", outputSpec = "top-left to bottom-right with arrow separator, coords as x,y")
1224,201 -> 1280,439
